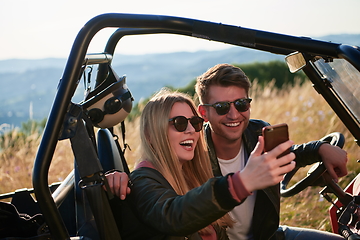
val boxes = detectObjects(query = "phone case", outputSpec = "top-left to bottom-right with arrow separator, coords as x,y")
262,123 -> 290,158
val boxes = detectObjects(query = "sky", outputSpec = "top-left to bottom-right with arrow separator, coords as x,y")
1,0 -> 359,60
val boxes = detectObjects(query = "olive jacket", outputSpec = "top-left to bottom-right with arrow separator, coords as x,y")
204,119 -> 325,240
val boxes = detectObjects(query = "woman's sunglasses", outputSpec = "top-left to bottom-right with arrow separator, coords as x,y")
202,98 -> 252,116
168,116 -> 204,132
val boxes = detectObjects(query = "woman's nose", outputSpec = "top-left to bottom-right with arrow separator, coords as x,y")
184,122 -> 195,133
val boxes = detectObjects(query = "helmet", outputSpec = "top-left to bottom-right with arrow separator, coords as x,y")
82,66 -> 133,128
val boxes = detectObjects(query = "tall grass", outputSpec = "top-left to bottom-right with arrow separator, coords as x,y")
0,127 -> 74,193
0,80 -> 359,232
250,79 -> 359,231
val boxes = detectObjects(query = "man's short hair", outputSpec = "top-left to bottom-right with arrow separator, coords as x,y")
195,63 -> 251,104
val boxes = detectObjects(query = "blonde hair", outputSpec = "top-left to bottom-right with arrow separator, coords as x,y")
138,88 -> 233,234
138,88 -> 211,193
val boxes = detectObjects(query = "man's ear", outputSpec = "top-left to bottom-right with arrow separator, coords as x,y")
198,105 -> 209,122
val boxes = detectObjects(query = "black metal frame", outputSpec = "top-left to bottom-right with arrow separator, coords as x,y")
31,13 -> 360,239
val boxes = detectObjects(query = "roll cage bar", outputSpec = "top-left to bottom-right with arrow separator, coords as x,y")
32,13 -> 360,239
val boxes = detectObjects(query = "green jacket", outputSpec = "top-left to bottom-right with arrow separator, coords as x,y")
204,119 -> 324,240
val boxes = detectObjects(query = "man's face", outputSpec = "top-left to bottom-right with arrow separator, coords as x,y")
198,85 -> 250,143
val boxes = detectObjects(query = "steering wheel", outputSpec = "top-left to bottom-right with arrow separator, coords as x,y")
280,132 -> 345,197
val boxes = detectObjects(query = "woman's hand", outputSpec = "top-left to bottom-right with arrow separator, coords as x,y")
239,136 -> 296,192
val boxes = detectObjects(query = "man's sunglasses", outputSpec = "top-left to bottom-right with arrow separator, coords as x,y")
202,98 -> 252,115
168,116 -> 204,132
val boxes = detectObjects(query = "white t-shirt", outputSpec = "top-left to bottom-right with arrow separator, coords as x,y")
218,143 -> 256,240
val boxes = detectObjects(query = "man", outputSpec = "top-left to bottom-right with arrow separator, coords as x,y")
195,63 -> 348,240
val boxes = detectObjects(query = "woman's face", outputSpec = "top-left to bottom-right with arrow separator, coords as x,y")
168,102 -> 200,165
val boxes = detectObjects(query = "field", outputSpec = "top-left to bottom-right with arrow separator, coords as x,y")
0,80 -> 359,233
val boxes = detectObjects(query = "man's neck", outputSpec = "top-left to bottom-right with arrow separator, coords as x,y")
212,135 -> 242,160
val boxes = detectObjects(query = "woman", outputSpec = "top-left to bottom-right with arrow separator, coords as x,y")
106,89 -> 263,239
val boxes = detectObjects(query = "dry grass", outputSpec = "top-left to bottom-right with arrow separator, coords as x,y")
0,131 -> 74,193
250,80 -> 359,231
0,80 -> 359,232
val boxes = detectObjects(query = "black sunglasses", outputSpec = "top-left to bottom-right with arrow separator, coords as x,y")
86,91 -> 132,124
202,98 -> 252,116
168,116 -> 204,132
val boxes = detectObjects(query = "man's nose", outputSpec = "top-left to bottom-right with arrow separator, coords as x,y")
226,103 -> 240,118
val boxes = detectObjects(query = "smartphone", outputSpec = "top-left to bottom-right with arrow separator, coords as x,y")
262,123 -> 290,158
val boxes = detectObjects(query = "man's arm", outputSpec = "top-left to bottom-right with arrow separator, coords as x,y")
292,140 -> 348,182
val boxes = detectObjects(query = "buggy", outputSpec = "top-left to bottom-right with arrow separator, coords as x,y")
0,13 -> 359,240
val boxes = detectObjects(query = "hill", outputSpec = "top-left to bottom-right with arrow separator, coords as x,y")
0,34 -> 359,128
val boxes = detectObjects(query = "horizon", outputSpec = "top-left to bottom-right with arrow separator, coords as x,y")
0,32 -> 358,63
